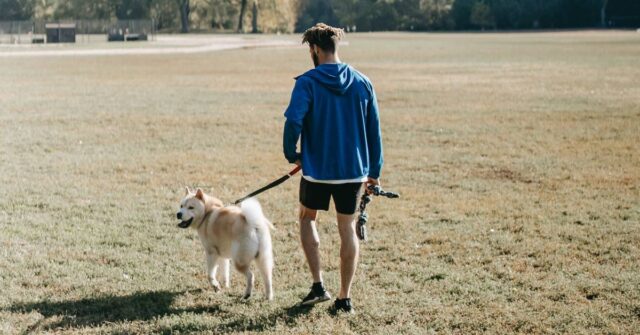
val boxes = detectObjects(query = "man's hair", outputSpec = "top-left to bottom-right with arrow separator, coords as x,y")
301,23 -> 344,53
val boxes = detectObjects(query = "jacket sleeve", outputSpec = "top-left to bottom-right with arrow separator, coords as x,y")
366,86 -> 384,179
283,77 -> 312,164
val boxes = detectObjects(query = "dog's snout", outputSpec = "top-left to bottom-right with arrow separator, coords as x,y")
176,212 -> 182,220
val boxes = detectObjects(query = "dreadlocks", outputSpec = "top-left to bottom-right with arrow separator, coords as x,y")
301,23 -> 345,53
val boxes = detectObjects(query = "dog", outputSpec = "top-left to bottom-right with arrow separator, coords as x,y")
176,187 -> 274,300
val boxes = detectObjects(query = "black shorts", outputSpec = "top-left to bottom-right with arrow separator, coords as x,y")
299,178 -> 363,215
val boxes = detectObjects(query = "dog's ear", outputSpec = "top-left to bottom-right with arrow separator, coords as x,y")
185,187 -> 191,195
195,188 -> 205,201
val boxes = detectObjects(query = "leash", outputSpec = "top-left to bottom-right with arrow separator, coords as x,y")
233,166 -> 302,205
356,185 -> 400,241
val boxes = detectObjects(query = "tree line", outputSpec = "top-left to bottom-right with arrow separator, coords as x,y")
0,0 -> 633,33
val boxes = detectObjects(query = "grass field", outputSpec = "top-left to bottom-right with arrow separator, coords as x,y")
1,31 -> 639,334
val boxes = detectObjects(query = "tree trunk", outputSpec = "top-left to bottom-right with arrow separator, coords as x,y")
179,0 -> 190,33
238,0 -> 248,32
251,0 -> 258,33
601,0 -> 608,27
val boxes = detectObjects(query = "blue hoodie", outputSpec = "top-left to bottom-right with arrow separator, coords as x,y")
283,63 -> 383,181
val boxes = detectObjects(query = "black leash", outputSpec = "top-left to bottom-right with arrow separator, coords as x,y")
233,166 -> 302,205
356,185 -> 400,241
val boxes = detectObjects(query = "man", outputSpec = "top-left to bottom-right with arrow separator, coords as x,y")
283,23 -> 383,314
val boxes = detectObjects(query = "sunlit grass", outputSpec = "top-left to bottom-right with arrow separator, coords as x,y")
1,31 -> 639,334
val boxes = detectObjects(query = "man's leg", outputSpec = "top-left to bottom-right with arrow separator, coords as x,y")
336,212 -> 359,299
298,179 -> 332,306
299,204 -> 331,305
299,204 -> 322,283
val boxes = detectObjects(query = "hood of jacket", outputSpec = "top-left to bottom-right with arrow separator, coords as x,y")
296,63 -> 354,95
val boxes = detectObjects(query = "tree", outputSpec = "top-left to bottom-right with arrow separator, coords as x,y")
115,0 -> 151,19
0,0 -> 35,20
150,0 -> 177,30
399,0 -> 428,30
419,0 -> 455,30
354,0 -> 400,31
251,0 -> 258,33
451,0 -> 473,29
205,0 -> 238,30
247,0 -> 297,33
600,0 -> 608,26
237,0 -> 247,31
520,0 -> 565,28
189,0 -> 293,32
295,0 -> 338,32
470,0 -> 493,29
54,0 -> 115,20
34,0 -> 56,20
6,0 -> 614,31
175,0 -> 190,32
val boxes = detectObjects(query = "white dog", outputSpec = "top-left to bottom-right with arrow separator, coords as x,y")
176,188 -> 274,300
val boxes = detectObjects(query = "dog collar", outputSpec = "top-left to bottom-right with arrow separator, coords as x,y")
196,210 -> 213,229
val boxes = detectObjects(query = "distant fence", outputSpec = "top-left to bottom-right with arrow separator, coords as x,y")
0,19 -> 156,44
0,21 -> 33,44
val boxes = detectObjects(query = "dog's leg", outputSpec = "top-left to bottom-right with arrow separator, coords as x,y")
256,254 -> 274,301
219,258 -> 230,288
206,251 -> 221,292
235,263 -> 254,299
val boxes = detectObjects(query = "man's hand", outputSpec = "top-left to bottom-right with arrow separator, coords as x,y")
294,160 -> 302,167
365,177 -> 380,194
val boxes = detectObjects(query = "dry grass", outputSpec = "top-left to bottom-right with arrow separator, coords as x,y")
0,31 -> 639,334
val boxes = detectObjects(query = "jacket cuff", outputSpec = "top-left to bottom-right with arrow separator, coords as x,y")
286,152 -> 301,164
368,170 -> 381,179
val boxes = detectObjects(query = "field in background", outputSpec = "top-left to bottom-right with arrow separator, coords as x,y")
0,34 -> 299,57
1,31 -> 639,334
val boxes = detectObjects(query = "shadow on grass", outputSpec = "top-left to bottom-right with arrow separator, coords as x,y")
212,303 -> 312,333
7,289 -> 225,332
8,290 -> 313,333
152,303 -> 313,334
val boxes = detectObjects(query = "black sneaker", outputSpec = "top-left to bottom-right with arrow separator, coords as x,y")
300,282 -> 331,306
333,298 -> 354,314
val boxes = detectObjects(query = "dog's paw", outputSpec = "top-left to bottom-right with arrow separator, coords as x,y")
242,293 -> 251,300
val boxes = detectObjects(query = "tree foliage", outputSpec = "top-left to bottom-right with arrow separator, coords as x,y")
470,1 -> 493,29
115,0 -> 151,19
0,0 -> 35,20
2,0 -> 635,32
54,0 -> 114,19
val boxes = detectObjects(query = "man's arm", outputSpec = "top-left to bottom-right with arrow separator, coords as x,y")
283,77 -> 312,164
365,86 -> 383,180
283,120 -> 302,164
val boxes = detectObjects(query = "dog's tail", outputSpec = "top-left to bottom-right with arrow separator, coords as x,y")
240,198 -> 275,230
240,198 -> 274,300
240,198 -> 273,262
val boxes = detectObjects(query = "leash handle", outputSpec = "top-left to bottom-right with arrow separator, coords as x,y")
356,185 -> 400,241
288,165 -> 302,176
367,185 -> 400,198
